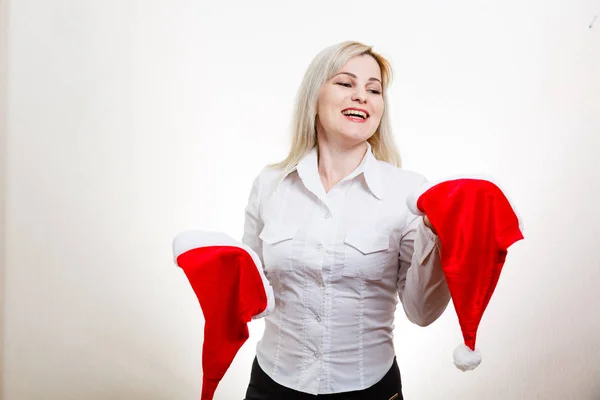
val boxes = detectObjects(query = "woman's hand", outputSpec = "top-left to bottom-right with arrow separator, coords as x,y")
423,215 -> 437,235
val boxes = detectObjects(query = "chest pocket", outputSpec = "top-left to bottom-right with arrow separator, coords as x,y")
342,230 -> 391,281
259,223 -> 297,272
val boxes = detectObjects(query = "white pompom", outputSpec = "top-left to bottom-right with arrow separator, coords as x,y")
453,344 -> 482,371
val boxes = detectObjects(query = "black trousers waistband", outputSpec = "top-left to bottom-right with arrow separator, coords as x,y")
244,356 -> 403,400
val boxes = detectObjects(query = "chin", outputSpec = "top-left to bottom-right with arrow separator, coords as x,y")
339,131 -> 374,146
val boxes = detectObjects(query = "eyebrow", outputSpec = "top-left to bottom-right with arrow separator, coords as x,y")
335,72 -> 382,84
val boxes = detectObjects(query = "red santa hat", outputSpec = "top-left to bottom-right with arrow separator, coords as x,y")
172,230 -> 275,400
406,175 -> 524,371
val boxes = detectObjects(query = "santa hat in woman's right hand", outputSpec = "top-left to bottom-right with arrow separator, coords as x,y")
172,230 -> 275,399
406,176 -> 524,371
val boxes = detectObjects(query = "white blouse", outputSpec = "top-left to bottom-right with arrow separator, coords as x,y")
242,143 -> 451,395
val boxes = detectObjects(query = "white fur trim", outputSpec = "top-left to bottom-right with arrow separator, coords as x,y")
406,174 -> 524,234
406,180 -> 436,216
172,230 -> 275,319
172,230 -> 238,260
453,343 -> 482,371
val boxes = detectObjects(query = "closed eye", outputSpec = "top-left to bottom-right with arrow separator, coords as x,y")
336,82 -> 382,95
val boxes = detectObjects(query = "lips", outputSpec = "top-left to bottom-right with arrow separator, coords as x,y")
341,108 -> 369,121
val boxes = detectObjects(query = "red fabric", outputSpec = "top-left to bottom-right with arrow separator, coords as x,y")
416,178 -> 524,351
176,245 -> 269,400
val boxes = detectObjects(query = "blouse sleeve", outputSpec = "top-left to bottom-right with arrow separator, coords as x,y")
242,173 -> 265,266
397,213 -> 451,327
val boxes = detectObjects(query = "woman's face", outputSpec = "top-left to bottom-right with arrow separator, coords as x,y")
316,55 -> 384,147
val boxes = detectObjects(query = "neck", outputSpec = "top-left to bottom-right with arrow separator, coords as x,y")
316,133 -> 369,193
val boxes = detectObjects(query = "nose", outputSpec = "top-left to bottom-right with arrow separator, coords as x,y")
351,87 -> 367,104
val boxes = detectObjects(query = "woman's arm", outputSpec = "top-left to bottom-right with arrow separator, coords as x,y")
397,214 -> 451,327
242,174 -> 265,266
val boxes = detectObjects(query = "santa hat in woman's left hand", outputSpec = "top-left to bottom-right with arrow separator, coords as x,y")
406,175 -> 524,372
172,230 -> 275,400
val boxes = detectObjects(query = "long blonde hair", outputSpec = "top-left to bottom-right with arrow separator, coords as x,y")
270,41 -> 401,172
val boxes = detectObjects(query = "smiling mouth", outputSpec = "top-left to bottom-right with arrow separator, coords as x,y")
341,109 -> 369,120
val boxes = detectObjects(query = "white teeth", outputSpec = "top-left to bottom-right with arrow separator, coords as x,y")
342,110 -> 367,119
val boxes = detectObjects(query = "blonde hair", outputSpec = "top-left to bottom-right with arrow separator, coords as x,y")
270,40 -> 401,172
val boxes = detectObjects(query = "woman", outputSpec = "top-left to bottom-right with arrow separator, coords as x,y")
241,41 -> 451,400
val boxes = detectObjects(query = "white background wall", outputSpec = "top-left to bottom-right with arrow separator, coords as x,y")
2,0 -> 599,399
